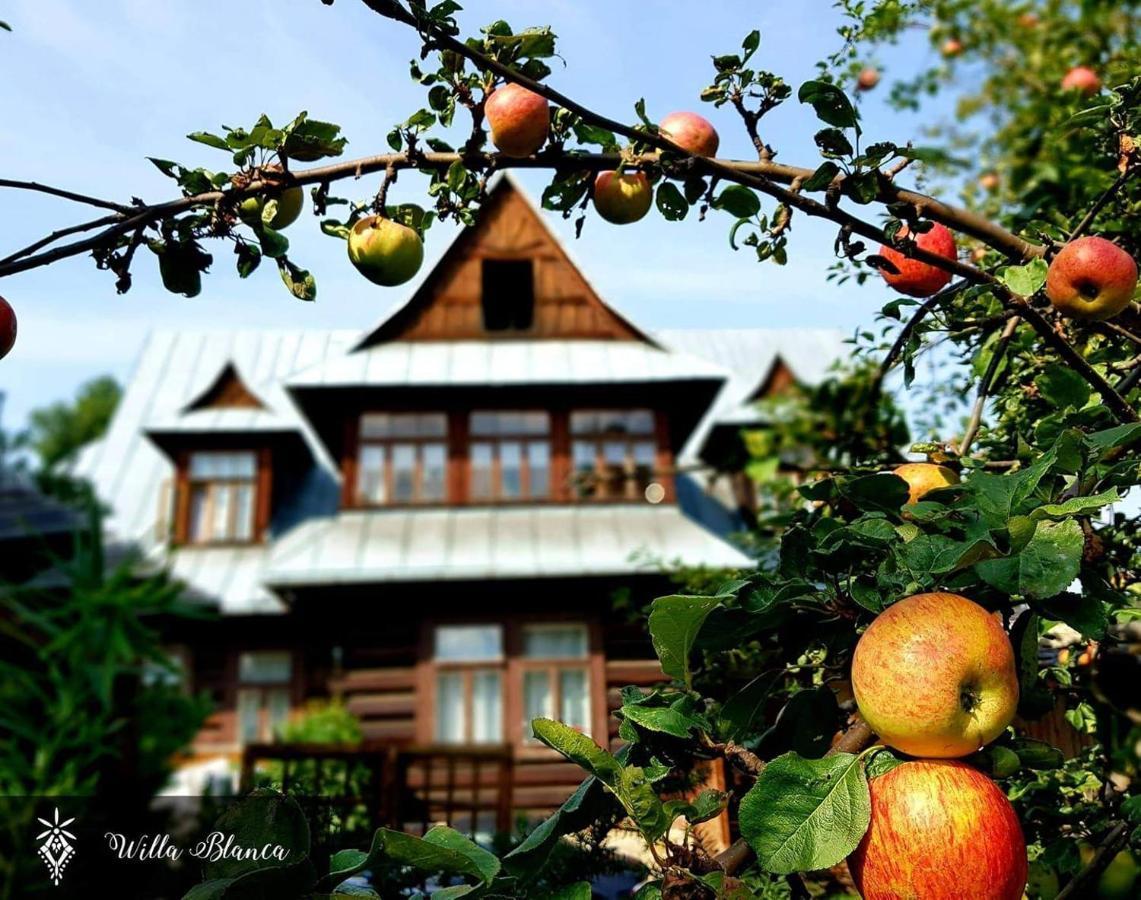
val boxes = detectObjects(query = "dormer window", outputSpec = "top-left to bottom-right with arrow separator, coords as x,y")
481,259 -> 534,332
469,411 -> 550,502
571,410 -> 659,501
186,451 -> 258,544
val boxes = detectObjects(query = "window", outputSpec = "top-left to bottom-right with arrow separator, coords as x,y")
469,411 -> 551,502
235,651 -> 292,745
356,413 -> 448,505
481,260 -> 534,331
433,625 -> 504,745
570,410 -> 658,500
186,451 -> 258,544
520,624 -> 592,740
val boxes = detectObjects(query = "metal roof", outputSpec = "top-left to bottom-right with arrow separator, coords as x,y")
264,505 -> 753,587
286,339 -> 729,389
0,474 -> 83,541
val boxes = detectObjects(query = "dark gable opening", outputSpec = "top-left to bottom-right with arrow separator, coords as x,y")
480,259 -> 535,332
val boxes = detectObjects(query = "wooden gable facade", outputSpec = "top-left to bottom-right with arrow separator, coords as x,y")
357,177 -> 654,346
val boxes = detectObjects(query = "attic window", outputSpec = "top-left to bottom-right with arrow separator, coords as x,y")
481,259 -> 534,332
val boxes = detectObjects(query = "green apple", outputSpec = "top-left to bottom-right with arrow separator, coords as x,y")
593,171 -> 652,224
238,186 -> 304,230
347,215 -> 424,287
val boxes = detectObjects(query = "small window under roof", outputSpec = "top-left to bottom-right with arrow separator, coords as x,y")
481,259 -> 535,332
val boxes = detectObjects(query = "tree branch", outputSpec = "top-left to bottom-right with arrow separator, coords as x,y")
0,178 -> 136,213
958,315 -> 1022,456
872,280 -> 973,396
1056,822 -> 1129,900
1070,166 -> 1136,241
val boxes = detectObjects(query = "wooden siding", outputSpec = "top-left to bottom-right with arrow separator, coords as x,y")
186,362 -> 266,410
357,181 -> 652,345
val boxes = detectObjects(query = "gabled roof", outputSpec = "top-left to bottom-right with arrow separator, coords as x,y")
354,174 -> 659,349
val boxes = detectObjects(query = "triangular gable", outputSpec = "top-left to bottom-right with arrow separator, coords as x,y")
355,175 -> 658,349
182,362 -> 267,412
748,356 -> 797,400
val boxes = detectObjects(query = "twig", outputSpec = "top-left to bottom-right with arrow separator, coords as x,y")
0,178 -> 135,213
1070,167 -> 1136,241
872,280 -> 973,395
1056,822 -> 1129,899
0,213 -> 121,267
958,315 -> 1021,456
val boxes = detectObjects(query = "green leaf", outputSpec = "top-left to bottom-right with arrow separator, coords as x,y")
742,29 -> 761,57
1036,591 -> 1109,640
755,686 -> 839,759
1031,488 -> 1119,520
187,131 -> 231,151
621,701 -> 708,739
375,826 -> 497,884
648,594 -> 724,687
716,671 -> 781,742
712,185 -> 761,218
549,883 -> 593,900
531,719 -> 669,839
976,518 -> 1083,599
203,791 -> 311,881
739,752 -> 871,874
864,748 -> 905,779
655,182 -> 689,221
801,161 -> 840,191
1038,363 -> 1091,410
998,258 -> 1048,296
321,830 -> 385,890
814,127 -> 854,157
278,258 -> 317,301
665,789 -> 728,827
797,80 -> 859,129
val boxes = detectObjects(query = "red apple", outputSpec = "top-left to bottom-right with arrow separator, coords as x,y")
1061,66 -> 1102,96
659,111 -> 720,157
849,760 -> 1027,900
892,462 -> 959,504
347,216 -> 424,287
979,171 -> 1000,192
852,592 -> 1019,757
878,222 -> 957,297
1046,236 -> 1138,320
1018,12 -> 1040,28
593,171 -> 653,224
857,67 -> 881,91
941,38 -> 964,58
0,295 -> 15,360
484,83 -> 549,157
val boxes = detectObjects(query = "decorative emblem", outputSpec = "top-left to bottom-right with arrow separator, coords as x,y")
35,808 -> 76,886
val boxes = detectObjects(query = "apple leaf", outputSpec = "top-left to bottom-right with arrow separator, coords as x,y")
655,182 -> 689,221
716,670 -> 782,742
1037,363 -> 1091,410
712,185 -> 761,218
976,518 -> 1083,599
739,751 -> 871,874
648,594 -> 725,687
798,80 -> 860,130
998,258 -> 1048,296
371,826 -> 498,884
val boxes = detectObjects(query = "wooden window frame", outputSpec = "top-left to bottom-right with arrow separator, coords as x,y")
173,447 -> 272,546
233,649 -> 295,747
469,411 -> 552,504
350,413 -> 450,508
568,409 -> 674,503
416,617 -> 608,756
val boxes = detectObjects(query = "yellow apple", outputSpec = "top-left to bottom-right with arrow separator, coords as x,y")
851,592 -> 1019,757
346,216 -> 424,287
593,171 -> 652,224
238,186 -> 304,230
893,462 -> 960,504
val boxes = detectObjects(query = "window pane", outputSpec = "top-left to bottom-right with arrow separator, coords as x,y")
188,485 -> 209,542
471,670 -> 502,743
570,411 -> 599,435
470,411 -> 548,436
571,410 -> 654,436
572,441 -> 595,473
361,413 -> 446,439
233,484 -> 255,541
523,671 -> 552,738
436,671 -> 465,743
560,669 -> 590,733
190,451 -> 256,479
523,624 -> 588,659
434,625 -> 503,661
500,441 -> 523,499
237,689 -> 262,744
211,484 -> 233,539
422,443 -> 447,502
392,444 -> 415,503
528,442 -> 550,498
470,442 -> 493,501
239,651 -> 292,684
266,688 -> 291,738
357,445 -> 386,504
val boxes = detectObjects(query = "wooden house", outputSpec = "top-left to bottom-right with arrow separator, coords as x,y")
75,176 -> 845,824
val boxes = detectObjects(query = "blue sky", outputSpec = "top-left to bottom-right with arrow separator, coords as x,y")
0,0 -> 958,430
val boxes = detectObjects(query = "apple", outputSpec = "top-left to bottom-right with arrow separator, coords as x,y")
979,171 -> 1000,192
941,38 -> 964,58
659,111 -> 720,157
878,222 -> 957,297
1061,66 -> 1102,96
1079,844 -> 1141,898
857,67 -> 881,91
851,591 -> 1019,757
0,295 -> 16,360
893,461 -> 959,504
1045,236 -> 1138,320
849,760 -> 1028,900
593,171 -> 653,224
346,216 -> 424,287
238,186 -> 304,230
1018,12 -> 1040,28
484,83 -> 549,157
